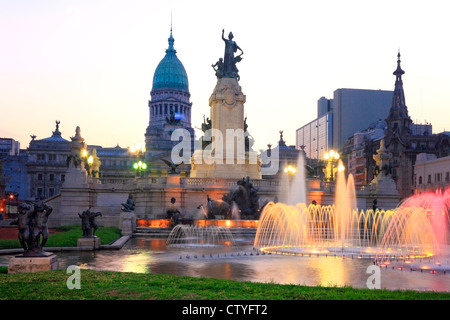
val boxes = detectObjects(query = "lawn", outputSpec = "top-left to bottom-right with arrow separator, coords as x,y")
0,225 -> 121,249
0,268 -> 448,300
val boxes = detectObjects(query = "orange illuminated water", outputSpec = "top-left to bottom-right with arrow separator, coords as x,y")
255,162 -> 449,262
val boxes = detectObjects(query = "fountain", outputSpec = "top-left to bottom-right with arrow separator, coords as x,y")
375,189 -> 450,269
254,156 -> 450,265
166,225 -> 236,247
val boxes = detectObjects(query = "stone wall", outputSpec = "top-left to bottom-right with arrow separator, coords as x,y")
44,174 -> 400,228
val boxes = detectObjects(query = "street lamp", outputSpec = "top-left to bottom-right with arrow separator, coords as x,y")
133,160 -> 147,176
284,165 -> 296,175
323,149 -> 340,181
130,143 -> 147,177
87,155 -> 94,176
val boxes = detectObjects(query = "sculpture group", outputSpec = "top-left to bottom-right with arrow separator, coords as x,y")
78,208 -> 102,237
200,176 -> 264,220
10,200 -> 53,256
212,29 -> 243,81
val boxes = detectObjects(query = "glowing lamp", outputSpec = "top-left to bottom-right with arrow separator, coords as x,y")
142,163 -> 147,170
87,156 -> 94,165
135,143 -> 142,151
81,149 -> 87,158
133,163 -> 138,169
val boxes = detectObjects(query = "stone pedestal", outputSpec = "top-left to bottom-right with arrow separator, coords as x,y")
8,253 -> 59,274
64,167 -> 88,187
119,211 -> 136,236
190,77 -> 261,180
77,236 -> 101,249
370,175 -> 398,195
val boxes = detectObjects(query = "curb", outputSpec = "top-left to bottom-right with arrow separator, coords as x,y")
0,236 -> 131,255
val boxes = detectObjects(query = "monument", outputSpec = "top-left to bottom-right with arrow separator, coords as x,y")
77,208 -> 102,249
370,139 -> 398,195
8,200 -> 59,273
65,126 -> 88,187
119,194 -> 137,236
190,29 -> 261,180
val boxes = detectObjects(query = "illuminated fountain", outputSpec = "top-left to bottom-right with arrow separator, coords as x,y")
254,157 -> 450,264
166,225 -> 236,247
375,189 -> 450,270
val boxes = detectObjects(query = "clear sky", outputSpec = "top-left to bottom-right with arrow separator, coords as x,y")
1,0 -> 449,152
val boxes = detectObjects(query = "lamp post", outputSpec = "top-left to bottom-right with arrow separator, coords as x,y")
323,149 -> 340,182
87,155 -> 94,176
130,143 -> 147,177
283,165 -> 296,175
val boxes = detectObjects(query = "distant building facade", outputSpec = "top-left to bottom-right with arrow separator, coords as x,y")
0,138 -> 20,157
296,112 -> 333,160
1,122 -> 143,201
384,53 -> 450,199
343,120 -> 386,185
145,29 -> 195,175
260,131 -> 300,180
414,153 -> 450,193
332,88 -> 393,150
26,124 -> 71,200
0,138 -> 28,200
296,88 -> 392,160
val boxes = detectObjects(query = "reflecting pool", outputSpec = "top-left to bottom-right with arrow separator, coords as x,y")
1,237 -> 448,292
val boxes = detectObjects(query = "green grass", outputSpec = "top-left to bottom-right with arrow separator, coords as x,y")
0,269 -> 448,300
0,225 -> 121,249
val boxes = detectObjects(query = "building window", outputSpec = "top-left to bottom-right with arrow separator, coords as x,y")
446,172 -> 449,182
427,175 -> 432,184
418,176 -> 422,185
49,174 -> 55,181
37,154 -> 45,161
49,188 -> 55,197
436,173 -> 441,183
37,188 -> 43,198
38,173 -> 43,181
61,174 -> 65,182
48,154 -> 56,161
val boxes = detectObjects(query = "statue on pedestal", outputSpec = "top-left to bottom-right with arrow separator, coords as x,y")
121,193 -> 135,212
78,208 -> 102,237
120,194 -> 136,235
10,200 -> 53,256
212,29 -> 243,81
370,139 -> 398,196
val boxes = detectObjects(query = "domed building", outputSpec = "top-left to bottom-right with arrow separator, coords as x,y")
144,29 -> 195,175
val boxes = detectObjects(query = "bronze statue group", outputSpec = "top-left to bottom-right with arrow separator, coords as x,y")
10,200 -> 53,256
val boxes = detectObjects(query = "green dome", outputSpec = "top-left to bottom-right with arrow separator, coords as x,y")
152,32 -> 189,92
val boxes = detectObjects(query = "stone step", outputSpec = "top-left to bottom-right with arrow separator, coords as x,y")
134,226 -> 257,238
